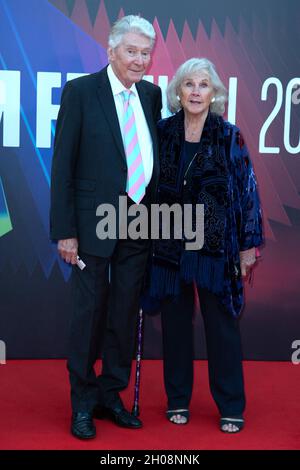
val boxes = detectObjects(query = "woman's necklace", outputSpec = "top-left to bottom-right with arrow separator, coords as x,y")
184,112 -> 206,142
185,125 -> 202,142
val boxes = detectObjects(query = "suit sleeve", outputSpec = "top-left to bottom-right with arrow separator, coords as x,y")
233,129 -> 264,251
154,86 -> 162,123
50,81 -> 82,240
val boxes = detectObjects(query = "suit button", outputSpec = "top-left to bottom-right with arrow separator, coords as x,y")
122,167 -> 127,173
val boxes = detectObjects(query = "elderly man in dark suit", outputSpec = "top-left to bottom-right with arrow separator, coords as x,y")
50,15 -> 162,439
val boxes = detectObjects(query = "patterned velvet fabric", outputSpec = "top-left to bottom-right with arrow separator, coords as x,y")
147,110 -> 263,317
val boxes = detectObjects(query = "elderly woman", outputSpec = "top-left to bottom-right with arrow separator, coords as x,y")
147,58 -> 263,432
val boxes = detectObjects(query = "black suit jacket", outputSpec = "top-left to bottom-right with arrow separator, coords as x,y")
50,66 -> 162,257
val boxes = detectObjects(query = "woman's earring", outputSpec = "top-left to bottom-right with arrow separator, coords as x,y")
176,95 -> 181,102
211,96 -> 216,103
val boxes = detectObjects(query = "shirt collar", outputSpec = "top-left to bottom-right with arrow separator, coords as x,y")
107,64 -> 137,97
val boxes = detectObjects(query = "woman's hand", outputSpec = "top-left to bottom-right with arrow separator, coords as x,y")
239,247 -> 256,277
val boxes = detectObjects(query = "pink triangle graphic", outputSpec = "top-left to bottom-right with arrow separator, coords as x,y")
93,0 -> 111,47
70,0 -> 93,37
148,17 -> 175,82
166,19 -> 186,70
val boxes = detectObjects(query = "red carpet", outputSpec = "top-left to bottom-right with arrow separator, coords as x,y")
0,360 -> 299,450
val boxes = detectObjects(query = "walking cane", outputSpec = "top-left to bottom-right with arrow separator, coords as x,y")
132,307 -> 143,417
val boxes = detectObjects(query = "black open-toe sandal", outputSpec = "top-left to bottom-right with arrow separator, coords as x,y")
166,409 -> 190,425
220,415 -> 244,433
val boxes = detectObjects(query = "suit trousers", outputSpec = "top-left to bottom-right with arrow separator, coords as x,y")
67,195 -> 151,412
161,282 -> 246,416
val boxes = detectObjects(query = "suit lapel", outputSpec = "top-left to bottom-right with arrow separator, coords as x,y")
96,67 -> 126,162
96,69 -> 158,176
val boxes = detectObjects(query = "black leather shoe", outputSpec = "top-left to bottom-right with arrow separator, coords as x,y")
93,403 -> 142,429
71,412 -> 96,439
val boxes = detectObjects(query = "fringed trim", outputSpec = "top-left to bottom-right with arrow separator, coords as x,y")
148,252 -> 225,300
180,251 -> 225,295
149,264 -> 181,299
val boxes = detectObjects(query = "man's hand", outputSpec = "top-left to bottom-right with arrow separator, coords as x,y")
58,238 -> 78,265
239,247 -> 256,277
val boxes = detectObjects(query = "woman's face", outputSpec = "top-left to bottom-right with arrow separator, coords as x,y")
179,70 -> 214,117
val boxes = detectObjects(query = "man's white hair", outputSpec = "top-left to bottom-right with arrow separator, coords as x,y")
108,15 -> 156,49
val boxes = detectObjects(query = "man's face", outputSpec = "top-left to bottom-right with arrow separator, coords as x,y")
108,32 -> 152,88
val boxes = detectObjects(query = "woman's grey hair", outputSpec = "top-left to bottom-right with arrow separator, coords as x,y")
167,58 -> 228,115
108,15 -> 156,49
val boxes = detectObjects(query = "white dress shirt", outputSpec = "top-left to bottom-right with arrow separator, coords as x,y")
107,64 -> 154,187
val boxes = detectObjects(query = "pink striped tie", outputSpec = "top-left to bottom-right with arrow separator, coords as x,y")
121,90 -> 146,204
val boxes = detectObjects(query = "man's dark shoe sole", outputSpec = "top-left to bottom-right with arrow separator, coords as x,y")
71,428 -> 96,439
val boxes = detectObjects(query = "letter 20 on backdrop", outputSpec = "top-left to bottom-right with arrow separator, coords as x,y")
0,0 -> 299,359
